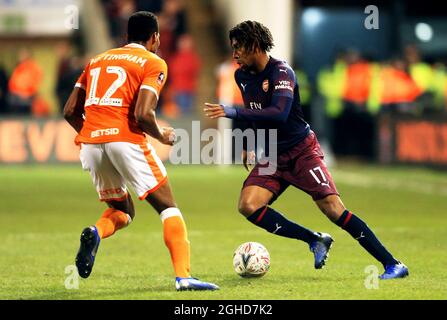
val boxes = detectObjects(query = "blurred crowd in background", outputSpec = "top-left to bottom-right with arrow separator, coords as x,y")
102,0 -> 201,118
299,44 -> 447,159
0,0 -> 202,119
1,0 -> 447,161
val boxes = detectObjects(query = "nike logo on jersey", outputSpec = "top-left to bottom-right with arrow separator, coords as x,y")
279,68 -> 288,74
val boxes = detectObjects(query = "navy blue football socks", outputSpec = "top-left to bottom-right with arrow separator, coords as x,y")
337,210 -> 398,267
247,206 -> 320,244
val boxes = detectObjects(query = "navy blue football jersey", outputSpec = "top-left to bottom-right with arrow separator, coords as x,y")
233,57 -> 310,154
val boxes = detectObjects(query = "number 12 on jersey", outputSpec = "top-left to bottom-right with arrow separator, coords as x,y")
85,66 -> 127,107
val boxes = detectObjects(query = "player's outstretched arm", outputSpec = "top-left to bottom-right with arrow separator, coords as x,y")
204,94 -> 293,123
135,88 -> 175,146
63,87 -> 86,133
203,103 -> 226,118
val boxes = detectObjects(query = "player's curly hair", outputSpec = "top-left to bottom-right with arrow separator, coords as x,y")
229,21 -> 274,53
127,11 -> 159,43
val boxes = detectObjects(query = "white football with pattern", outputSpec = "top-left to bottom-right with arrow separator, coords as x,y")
233,242 -> 270,278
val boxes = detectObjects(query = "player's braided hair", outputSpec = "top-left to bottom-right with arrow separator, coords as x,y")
229,21 -> 274,53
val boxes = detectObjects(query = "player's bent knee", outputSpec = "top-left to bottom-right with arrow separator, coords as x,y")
238,201 -> 263,217
106,197 -> 136,219
316,195 -> 344,222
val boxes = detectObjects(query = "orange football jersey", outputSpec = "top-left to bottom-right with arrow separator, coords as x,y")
74,43 -> 167,144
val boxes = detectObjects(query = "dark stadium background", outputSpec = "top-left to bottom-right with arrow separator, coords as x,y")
0,0 -> 445,303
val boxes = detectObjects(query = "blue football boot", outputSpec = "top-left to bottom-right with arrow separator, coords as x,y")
309,232 -> 334,269
175,277 -> 219,291
75,226 -> 101,279
379,262 -> 409,280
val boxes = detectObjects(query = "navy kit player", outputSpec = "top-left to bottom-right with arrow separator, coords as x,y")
204,21 -> 408,279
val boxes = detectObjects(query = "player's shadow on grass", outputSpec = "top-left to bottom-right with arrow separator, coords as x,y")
221,272 -> 353,286
27,272 -> 353,299
27,284 -> 175,300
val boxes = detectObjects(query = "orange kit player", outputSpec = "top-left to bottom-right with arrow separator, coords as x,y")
63,11 -> 218,291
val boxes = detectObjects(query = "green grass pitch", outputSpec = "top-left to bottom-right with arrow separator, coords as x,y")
0,163 -> 446,300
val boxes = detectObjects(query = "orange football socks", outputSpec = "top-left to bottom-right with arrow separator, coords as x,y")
161,208 -> 191,278
95,208 -> 131,239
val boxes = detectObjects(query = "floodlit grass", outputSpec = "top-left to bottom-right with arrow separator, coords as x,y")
0,164 -> 446,300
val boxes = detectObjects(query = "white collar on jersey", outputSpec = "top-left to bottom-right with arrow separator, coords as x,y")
124,43 -> 147,51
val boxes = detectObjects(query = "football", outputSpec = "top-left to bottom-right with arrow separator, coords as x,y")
233,242 -> 270,278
